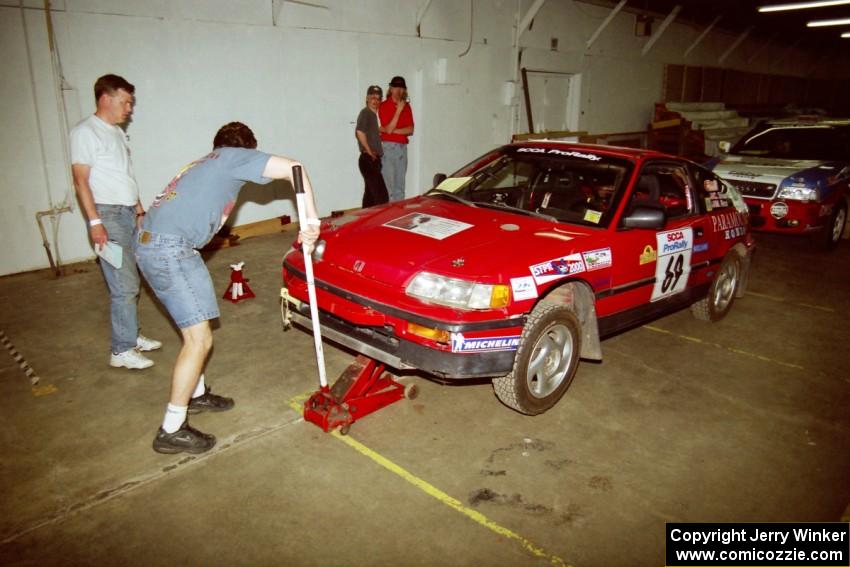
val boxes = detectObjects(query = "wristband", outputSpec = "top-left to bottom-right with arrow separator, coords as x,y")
89,219 -> 103,227
305,218 -> 321,226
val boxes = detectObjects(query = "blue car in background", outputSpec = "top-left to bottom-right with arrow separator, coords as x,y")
708,118 -> 850,250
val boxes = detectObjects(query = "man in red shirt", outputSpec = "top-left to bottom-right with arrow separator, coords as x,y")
378,76 -> 414,201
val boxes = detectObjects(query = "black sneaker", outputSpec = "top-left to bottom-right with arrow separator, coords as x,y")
188,386 -> 235,414
152,420 -> 216,454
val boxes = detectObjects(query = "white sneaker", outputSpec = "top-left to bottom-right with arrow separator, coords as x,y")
136,334 -> 162,352
110,349 -> 154,369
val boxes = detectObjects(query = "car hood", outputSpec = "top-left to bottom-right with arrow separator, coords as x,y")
315,197 -> 598,288
712,155 -> 827,182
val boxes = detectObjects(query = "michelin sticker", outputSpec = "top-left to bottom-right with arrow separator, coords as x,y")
529,253 -> 585,285
651,228 -> 693,302
510,276 -> 538,301
582,248 -> 612,271
451,332 -> 521,353
383,213 -> 472,240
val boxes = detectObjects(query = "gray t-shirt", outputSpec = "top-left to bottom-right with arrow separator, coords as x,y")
355,107 -> 382,156
144,147 -> 271,248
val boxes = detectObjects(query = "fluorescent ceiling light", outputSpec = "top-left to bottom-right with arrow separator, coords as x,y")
759,0 -> 850,12
843,31 -> 850,36
807,17 -> 850,26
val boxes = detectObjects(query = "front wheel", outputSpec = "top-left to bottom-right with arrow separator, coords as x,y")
691,252 -> 740,322
492,302 -> 581,415
816,200 -> 847,251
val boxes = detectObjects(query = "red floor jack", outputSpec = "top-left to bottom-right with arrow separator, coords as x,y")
303,355 -> 416,434
291,167 -> 415,434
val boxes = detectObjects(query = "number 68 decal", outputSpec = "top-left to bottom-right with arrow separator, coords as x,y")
651,227 -> 693,301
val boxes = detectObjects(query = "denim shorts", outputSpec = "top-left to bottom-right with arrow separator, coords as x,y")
133,231 -> 220,328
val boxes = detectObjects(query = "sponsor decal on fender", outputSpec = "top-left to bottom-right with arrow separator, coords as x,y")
450,332 -> 521,353
639,245 -> 657,265
582,248 -> 612,271
529,253 -> 585,284
510,276 -> 538,301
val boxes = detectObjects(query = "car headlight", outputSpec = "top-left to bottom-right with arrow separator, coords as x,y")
405,272 -> 510,310
777,185 -> 818,202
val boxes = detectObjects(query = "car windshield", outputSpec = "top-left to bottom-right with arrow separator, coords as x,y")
426,146 -> 634,228
730,125 -> 850,161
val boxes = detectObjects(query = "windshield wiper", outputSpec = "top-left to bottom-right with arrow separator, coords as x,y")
425,189 -> 478,207
475,201 -> 557,222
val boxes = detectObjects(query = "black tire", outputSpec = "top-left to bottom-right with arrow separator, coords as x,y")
492,302 -> 581,415
816,201 -> 847,251
691,252 -> 740,322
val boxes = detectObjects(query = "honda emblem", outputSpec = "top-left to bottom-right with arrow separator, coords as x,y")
353,260 -> 366,273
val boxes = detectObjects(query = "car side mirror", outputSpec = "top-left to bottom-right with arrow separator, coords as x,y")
718,141 -> 731,153
622,206 -> 666,229
433,173 -> 447,188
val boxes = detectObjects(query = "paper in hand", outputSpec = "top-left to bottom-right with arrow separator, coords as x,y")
95,241 -> 123,269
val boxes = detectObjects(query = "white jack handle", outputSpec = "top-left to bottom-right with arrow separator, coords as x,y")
292,165 -> 328,389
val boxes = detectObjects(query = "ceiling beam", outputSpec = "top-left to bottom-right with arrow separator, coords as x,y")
518,0 -> 546,39
718,26 -> 753,64
585,0 -> 627,51
642,5 -> 681,57
683,14 -> 722,58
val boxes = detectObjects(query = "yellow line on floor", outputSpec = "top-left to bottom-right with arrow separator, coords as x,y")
746,291 -> 834,313
642,325 -> 805,371
286,394 -> 569,567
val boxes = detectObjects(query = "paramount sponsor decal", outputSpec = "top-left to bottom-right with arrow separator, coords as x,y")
529,253 -> 585,284
450,332 -> 521,353
711,210 -> 747,239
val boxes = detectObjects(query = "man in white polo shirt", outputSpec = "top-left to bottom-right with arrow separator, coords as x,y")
70,74 -> 161,369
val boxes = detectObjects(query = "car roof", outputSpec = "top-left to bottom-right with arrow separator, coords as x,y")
509,140 -> 672,161
762,117 -> 850,128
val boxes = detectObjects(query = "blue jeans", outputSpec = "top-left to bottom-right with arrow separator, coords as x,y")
96,204 -> 140,354
133,231 -> 220,329
381,142 -> 408,202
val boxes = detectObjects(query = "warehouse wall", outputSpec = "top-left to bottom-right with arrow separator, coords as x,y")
1,0 -> 842,275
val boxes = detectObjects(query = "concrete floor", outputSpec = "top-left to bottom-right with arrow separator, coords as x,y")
0,228 -> 848,567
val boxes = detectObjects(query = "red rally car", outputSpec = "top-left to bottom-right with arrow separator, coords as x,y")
282,142 -> 755,415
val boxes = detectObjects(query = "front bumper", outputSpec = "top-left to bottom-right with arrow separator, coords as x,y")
280,285 -> 520,380
744,198 -> 824,235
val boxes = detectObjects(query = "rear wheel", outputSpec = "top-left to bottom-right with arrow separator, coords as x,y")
492,302 -> 581,415
816,200 -> 846,251
691,252 -> 740,322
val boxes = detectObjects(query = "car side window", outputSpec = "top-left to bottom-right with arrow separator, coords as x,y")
690,164 -> 734,212
629,163 -> 694,219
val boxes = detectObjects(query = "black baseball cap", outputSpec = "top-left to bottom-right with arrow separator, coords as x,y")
389,76 -> 407,89
366,85 -> 382,96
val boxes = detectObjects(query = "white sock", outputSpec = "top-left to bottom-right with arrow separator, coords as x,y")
192,373 -> 206,399
162,403 -> 188,434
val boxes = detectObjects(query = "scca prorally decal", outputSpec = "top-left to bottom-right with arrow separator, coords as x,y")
450,332 -> 521,353
651,228 -> 693,302
516,147 -> 602,161
582,248 -> 612,271
529,253 -> 585,284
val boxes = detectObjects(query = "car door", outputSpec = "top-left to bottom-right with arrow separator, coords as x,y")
607,160 -> 703,317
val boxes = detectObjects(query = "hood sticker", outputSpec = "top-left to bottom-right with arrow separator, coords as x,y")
510,276 -> 538,301
529,253 -> 586,284
383,213 -> 472,240
451,332 -> 521,353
